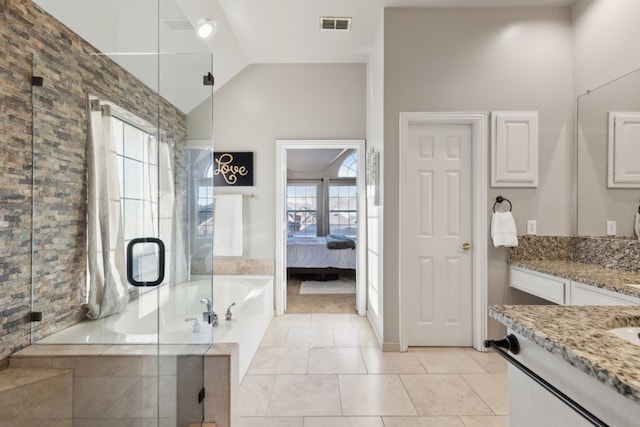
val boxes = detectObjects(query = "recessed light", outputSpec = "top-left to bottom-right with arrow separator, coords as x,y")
196,19 -> 217,40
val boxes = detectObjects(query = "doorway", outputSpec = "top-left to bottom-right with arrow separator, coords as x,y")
399,113 -> 487,351
275,140 -> 367,316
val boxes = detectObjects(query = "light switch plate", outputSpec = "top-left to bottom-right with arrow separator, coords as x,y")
606,220 -> 617,236
527,220 -> 537,235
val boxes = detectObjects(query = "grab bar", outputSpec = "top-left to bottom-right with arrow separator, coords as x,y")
484,336 -> 609,427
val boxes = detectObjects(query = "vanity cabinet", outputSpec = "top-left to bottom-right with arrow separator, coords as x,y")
509,266 -> 567,304
509,266 -> 640,306
507,329 -> 640,427
570,281 -> 640,306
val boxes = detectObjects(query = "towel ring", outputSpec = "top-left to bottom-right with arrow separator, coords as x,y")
493,196 -> 512,213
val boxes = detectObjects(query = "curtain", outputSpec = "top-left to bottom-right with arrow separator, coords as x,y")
86,102 -> 129,319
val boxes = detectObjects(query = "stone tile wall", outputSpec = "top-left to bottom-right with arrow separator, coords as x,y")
0,0 -> 187,365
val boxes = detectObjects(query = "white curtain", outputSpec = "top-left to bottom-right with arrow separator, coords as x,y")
156,139 -> 188,284
86,102 -> 129,319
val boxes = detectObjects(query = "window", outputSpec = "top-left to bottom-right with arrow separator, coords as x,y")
197,162 -> 215,239
338,152 -> 357,177
329,183 -> 357,237
287,184 -> 318,237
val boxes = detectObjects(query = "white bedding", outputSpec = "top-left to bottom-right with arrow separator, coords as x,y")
287,236 -> 356,269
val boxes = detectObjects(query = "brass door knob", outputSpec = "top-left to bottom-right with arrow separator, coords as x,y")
461,242 -> 472,251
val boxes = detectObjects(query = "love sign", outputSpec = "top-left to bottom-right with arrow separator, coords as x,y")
212,152 -> 254,186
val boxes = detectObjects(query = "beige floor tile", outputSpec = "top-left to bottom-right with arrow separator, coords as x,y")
286,327 -> 335,347
270,314 -> 312,328
350,314 -> 372,328
266,375 -> 342,416
400,374 -> 493,416
239,375 -> 276,416
248,347 -> 309,374
311,313 -> 354,327
338,374 -> 418,416
236,416 -> 303,427
463,349 -> 508,373
381,416 -> 465,427
412,348 -> 486,374
304,416 -> 384,427
333,327 -> 378,347
260,325 -> 290,347
462,373 -> 509,415
308,347 -> 367,374
459,415 -> 509,427
360,347 -> 426,374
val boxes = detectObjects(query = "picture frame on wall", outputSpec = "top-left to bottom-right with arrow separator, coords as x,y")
212,152 -> 254,186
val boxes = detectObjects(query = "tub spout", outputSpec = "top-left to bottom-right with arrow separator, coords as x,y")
200,298 -> 218,326
185,317 -> 201,333
225,302 -> 236,321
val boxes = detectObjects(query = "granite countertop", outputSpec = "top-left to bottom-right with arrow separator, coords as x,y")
510,260 -> 640,299
490,304 -> 640,404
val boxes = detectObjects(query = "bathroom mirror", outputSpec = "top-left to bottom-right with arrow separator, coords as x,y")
577,67 -> 640,236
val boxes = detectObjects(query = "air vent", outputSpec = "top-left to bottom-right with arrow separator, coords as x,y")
162,19 -> 194,32
320,17 -> 352,32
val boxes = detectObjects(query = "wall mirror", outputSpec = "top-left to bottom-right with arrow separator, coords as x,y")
577,67 -> 640,236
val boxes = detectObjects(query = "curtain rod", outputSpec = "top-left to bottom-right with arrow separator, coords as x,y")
214,194 -> 255,199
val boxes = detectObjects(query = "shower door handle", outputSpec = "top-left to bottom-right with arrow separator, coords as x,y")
126,237 -> 165,287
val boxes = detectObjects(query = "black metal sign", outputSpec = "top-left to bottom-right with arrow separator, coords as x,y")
213,152 -> 254,186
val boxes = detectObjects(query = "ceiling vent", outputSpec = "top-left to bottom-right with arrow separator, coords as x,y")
162,19 -> 194,32
320,17 -> 352,32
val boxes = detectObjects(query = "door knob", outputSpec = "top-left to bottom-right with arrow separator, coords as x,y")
461,242 -> 472,251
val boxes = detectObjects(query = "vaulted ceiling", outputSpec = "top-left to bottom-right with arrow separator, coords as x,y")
33,0 -> 575,113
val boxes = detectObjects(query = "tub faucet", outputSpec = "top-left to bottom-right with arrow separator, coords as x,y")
225,302 -> 236,321
200,298 -> 218,326
185,317 -> 201,333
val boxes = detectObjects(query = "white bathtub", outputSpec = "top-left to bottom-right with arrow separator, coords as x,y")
38,275 -> 274,380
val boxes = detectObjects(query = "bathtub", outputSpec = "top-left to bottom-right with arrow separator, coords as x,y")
38,275 -> 274,380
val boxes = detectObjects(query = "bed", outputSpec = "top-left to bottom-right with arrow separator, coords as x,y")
286,236 -> 356,274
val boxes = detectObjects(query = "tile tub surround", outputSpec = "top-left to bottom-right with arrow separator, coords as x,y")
509,259 -> 640,300
8,343 -> 237,426
0,367 -> 73,423
489,304 -> 640,403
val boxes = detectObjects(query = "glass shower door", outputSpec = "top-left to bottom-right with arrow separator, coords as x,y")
31,49 -> 214,425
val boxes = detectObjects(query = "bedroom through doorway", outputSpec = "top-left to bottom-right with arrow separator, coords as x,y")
275,140 -> 367,316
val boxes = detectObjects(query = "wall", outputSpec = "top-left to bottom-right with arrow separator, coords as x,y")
190,63 -> 366,260
573,0 -> 640,95
0,0 -> 186,365
365,16 -> 385,343
383,7 -> 574,344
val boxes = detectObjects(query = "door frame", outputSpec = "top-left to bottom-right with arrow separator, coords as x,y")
275,139 -> 367,316
398,112 -> 488,351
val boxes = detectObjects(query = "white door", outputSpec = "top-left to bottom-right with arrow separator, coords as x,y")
403,122 -> 473,346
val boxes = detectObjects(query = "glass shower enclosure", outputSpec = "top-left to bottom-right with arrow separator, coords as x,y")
28,1 -> 215,425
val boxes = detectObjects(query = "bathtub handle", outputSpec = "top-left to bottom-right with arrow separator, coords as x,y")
126,237 -> 165,287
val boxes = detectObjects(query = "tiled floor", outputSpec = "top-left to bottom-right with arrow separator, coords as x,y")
238,314 -> 508,427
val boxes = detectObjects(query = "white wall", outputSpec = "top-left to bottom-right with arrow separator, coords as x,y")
190,63 -> 366,259
383,7 -> 574,344
366,15 -> 385,344
573,0 -> 640,95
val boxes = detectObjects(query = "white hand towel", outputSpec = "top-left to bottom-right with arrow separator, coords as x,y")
213,194 -> 243,256
491,211 -> 518,247
635,212 -> 640,240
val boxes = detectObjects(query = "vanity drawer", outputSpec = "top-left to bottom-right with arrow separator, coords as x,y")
510,267 -> 566,304
570,281 -> 640,306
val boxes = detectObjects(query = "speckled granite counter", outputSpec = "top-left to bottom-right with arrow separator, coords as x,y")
490,304 -> 640,404
510,260 -> 640,299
